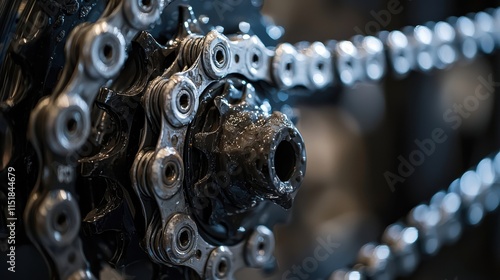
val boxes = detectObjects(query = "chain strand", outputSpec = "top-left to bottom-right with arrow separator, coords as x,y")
331,153 -> 500,280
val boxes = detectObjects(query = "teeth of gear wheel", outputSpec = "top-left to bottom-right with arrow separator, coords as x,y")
0,1 -> 304,279
2,1 -> 500,279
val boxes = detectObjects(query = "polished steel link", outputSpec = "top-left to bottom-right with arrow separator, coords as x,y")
408,204 -> 442,255
381,224 -> 419,276
408,25 -> 436,72
356,243 -> 396,280
272,41 -> 333,89
431,21 -> 459,69
353,35 -> 387,82
476,157 -> 500,212
473,11 -> 496,54
429,191 -> 463,245
453,15 -> 480,60
335,40 -> 364,86
452,171 -> 485,226
379,30 -> 415,77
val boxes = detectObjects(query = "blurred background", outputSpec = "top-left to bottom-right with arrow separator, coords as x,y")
240,0 -> 500,279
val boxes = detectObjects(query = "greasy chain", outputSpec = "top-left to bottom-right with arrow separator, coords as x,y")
24,0 -> 500,279
26,0 -> 171,279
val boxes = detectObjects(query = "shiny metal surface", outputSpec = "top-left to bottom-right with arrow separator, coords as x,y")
2,1 -> 500,279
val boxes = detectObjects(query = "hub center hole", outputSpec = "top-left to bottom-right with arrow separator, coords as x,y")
275,140 -> 297,182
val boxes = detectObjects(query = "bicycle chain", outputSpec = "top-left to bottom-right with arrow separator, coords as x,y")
330,152 -> 500,280
23,1 -> 500,279
26,0 -> 170,279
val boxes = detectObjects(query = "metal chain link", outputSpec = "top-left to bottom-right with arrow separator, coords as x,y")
273,8 -> 500,89
25,0 -> 170,279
